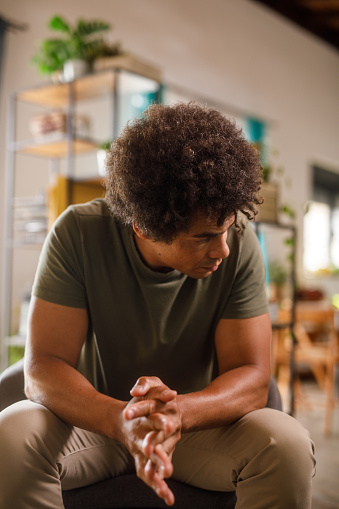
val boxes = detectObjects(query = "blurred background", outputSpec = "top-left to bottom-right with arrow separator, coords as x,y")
0,1 -> 338,506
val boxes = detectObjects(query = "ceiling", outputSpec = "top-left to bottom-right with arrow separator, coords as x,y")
253,0 -> 339,52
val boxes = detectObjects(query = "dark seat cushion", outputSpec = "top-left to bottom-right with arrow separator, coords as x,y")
0,357 -> 26,412
62,474 -> 237,509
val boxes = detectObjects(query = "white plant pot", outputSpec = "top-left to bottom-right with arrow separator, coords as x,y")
97,149 -> 107,176
63,59 -> 89,82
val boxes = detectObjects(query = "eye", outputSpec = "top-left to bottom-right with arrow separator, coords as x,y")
196,238 -> 210,245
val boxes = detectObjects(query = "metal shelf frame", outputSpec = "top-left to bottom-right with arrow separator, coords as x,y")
1,68 -> 163,372
254,220 -> 297,415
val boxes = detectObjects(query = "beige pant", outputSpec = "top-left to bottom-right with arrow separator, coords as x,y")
0,400 -> 315,509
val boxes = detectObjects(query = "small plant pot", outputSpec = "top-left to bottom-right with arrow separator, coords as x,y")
97,149 -> 107,176
63,59 -> 89,82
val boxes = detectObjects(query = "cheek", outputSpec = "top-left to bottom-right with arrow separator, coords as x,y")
186,246 -> 207,263
174,242 -> 207,267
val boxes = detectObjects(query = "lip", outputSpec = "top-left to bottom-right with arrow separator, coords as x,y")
201,263 -> 220,272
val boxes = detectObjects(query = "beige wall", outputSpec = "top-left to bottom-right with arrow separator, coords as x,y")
1,0 -> 339,335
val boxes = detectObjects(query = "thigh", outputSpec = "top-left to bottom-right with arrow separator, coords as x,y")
0,400 -> 135,491
58,421 -> 135,490
172,408 -> 314,493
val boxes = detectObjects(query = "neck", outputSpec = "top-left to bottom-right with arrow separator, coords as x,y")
133,232 -> 173,273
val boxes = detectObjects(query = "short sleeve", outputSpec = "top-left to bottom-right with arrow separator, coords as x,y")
222,225 -> 268,319
32,206 -> 88,308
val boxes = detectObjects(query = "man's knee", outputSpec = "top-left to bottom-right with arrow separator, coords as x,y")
0,400 -> 70,507
1,400 -> 43,446
1,399 -> 57,437
0,399 -> 70,467
238,408 -> 315,484
227,409 -> 315,507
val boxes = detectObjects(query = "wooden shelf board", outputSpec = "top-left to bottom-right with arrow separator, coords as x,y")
17,71 -> 116,108
16,138 -> 99,158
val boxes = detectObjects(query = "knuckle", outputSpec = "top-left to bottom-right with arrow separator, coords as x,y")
134,455 -> 142,470
136,469 -> 143,480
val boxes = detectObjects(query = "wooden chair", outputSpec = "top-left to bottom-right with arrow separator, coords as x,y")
273,303 -> 338,435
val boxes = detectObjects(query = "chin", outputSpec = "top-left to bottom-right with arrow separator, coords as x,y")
187,270 -> 213,280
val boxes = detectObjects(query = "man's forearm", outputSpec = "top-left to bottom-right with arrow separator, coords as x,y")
24,355 -> 126,441
177,365 -> 269,433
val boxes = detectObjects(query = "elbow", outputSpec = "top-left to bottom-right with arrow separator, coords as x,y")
24,375 -> 45,405
258,374 -> 272,410
254,372 -> 271,410
23,359 -> 41,402
24,378 -> 34,400
24,368 -> 35,400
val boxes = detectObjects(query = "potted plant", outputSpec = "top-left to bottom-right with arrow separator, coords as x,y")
268,261 -> 287,301
257,146 -> 296,225
257,171 -> 280,223
32,15 -> 112,81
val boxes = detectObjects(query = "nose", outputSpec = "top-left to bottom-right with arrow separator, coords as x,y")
208,233 -> 230,260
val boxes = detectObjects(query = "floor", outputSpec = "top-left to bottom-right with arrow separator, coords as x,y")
283,380 -> 339,509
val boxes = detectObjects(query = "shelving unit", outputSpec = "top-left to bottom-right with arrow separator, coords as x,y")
1,67 -> 162,371
254,221 -> 297,415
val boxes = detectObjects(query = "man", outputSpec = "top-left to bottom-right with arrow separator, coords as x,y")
0,102 -> 314,508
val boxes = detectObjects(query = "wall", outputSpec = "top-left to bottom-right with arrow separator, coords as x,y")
1,0 -> 339,337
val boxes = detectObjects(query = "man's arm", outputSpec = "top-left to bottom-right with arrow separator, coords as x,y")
25,296 -> 177,505
128,313 -> 272,434
178,313 -> 272,431
123,313 -> 271,503
24,296 -> 126,437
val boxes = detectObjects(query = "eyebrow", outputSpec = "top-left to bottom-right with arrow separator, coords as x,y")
191,231 -> 226,239
191,218 -> 235,239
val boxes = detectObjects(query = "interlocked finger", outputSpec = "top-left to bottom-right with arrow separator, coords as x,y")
135,453 -> 174,506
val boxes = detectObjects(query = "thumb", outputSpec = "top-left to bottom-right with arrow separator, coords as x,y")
130,378 -> 150,397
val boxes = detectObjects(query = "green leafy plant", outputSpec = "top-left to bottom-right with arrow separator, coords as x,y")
86,40 -> 123,62
260,148 -> 296,226
99,140 -> 112,150
268,262 -> 287,287
262,162 -> 285,184
260,146 -> 286,185
281,204 -> 296,221
262,164 -> 271,183
32,15 -> 113,75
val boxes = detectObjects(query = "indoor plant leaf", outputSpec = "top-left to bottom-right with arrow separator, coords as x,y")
49,15 -> 71,33
76,19 -> 111,37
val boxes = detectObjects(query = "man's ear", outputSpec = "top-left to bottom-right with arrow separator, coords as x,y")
132,222 -> 149,240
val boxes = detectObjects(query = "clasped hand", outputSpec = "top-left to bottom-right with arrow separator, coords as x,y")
122,376 -> 182,506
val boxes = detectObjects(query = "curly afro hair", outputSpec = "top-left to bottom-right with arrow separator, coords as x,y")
105,102 -> 263,243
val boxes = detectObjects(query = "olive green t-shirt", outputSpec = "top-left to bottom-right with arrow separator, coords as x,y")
32,199 -> 268,400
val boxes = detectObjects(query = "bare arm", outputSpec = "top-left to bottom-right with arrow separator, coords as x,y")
178,313 -> 272,431
25,296 -> 176,505
24,296 -> 126,438
128,313 -> 272,434
123,313 -> 271,504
